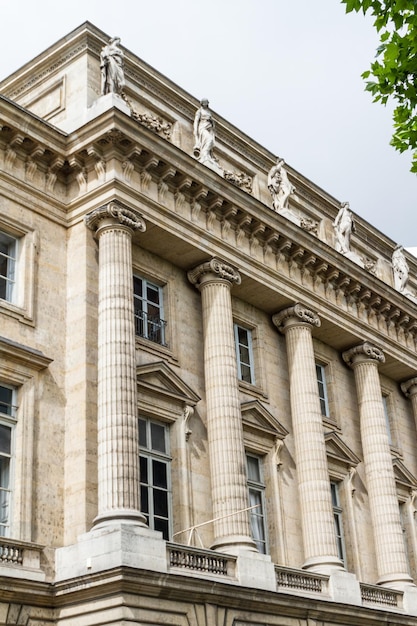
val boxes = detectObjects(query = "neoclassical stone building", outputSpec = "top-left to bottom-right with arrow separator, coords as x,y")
1,21 -> 417,625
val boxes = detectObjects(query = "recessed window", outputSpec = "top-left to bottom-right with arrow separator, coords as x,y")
139,417 -> 171,540
133,276 -> 166,345
234,324 -> 255,385
0,385 -> 16,538
316,363 -> 329,417
246,453 -> 267,554
330,481 -> 346,565
382,395 -> 393,446
0,232 -> 17,303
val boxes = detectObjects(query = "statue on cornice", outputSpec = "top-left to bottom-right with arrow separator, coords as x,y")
100,37 -> 125,96
392,245 -> 409,293
193,99 -> 218,168
333,201 -> 355,255
267,158 -> 295,213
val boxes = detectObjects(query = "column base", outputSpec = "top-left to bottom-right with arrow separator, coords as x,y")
210,534 -> 257,556
55,522 -> 167,582
93,508 -> 147,529
303,555 -> 344,575
377,571 -> 415,590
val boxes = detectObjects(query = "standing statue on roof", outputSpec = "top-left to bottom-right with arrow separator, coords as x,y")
267,157 -> 295,212
193,99 -> 217,166
100,37 -> 125,96
392,245 -> 409,293
333,201 -> 355,255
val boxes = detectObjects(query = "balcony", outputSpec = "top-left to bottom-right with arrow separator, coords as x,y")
134,309 -> 167,346
0,537 -> 45,581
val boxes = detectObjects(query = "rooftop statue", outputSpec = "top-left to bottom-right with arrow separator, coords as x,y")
193,99 -> 219,169
333,201 -> 354,255
392,245 -> 409,293
100,37 -> 125,96
267,158 -> 295,212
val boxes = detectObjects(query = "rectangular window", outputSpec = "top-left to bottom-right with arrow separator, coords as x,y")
316,363 -> 329,417
0,232 -> 17,303
0,385 -> 16,537
382,395 -> 393,445
139,417 -> 171,540
133,276 -> 166,345
234,324 -> 255,384
246,454 -> 267,554
330,481 -> 346,565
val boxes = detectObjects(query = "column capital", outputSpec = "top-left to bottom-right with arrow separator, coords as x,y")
85,200 -> 146,234
401,377 -> 417,398
342,342 -> 385,368
272,302 -> 321,333
187,257 -> 241,288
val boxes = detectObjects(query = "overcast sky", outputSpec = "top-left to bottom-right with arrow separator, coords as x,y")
2,0 -> 416,246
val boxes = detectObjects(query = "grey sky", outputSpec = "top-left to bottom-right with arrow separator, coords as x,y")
3,0 -> 416,245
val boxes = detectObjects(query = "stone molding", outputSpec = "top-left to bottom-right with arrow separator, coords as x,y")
84,200 -> 146,233
187,257 -> 241,287
401,377 -> 417,398
272,303 -> 321,332
342,342 -> 385,367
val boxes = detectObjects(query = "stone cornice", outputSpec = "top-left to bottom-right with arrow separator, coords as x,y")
0,336 -> 53,371
342,342 -> 385,367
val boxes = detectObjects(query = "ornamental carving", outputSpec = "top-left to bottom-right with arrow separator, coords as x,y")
223,170 -> 253,193
85,200 -> 146,233
272,302 -> 321,331
188,257 -> 241,287
342,342 -> 385,367
300,217 -> 319,236
401,377 -> 417,398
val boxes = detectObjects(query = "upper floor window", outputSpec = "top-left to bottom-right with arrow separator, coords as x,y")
0,384 -> 16,537
139,417 -> 171,540
330,481 -> 346,565
234,324 -> 255,385
382,395 -> 394,446
133,276 -> 166,346
0,232 -> 17,304
246,453 -> 267,554
316,363 -> 330,417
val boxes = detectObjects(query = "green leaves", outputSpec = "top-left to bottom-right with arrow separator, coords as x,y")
341,0 -> 417,172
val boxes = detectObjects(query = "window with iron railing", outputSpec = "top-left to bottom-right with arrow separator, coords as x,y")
133,275 -> 167,346
0,385 -> 16,538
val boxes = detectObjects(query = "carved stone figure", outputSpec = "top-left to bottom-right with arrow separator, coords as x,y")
392,245 -> 409,292
333,201 -> 354,255
267,158 -> 295,212
100,37 -> 125,96
193,99 -> 217,166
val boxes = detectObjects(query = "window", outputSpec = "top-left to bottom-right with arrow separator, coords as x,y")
0,232 -> 17,303
234,324 -> 255,384
133,276 -> 166,345
246,454 -> 267,554
316,363 -> 329,417
330,481 -> 346,565
139,417 -> 171,540
382,395 -> 393,446
0,385 -> 16,537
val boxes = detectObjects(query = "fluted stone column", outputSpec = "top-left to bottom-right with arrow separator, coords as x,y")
401,378 -> 417,431
85,201 -> 147,528
188,258 -> 255,554
273,303 -> 343,574
343,342 -> 412,589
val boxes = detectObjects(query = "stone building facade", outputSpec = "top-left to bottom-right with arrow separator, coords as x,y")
1,21 -> 417,625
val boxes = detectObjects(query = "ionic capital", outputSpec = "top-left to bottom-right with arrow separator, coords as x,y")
272,302 -> 321,333
85,200 -> 146,234
342,342 -> 385,368
401,377 -> 417,398
187,257 -> 241,288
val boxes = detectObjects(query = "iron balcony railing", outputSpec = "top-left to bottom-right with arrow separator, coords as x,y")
134,310 -> 167,346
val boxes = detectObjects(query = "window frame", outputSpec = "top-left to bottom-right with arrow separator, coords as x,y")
246,452 -> 268,554
0,232 -> 17,304
133,275 -> 167,346
234,323 -> 255,385
139,416 -> 172,540
0,384 -> 17,538
316,362 -> 330,418
330,480 -> 346,566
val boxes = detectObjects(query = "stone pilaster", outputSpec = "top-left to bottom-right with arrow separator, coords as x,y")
188,258 -> 256,554
273,303 -> 343,574
85,201 -> 147,528
343,342 -> 413,589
